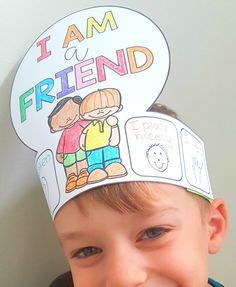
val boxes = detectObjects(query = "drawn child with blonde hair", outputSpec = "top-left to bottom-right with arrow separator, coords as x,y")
80,88 -> 127,184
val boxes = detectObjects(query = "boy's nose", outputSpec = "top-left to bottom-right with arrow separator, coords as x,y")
105,247 -> 147,286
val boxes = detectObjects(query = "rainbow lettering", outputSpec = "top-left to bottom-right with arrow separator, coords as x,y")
19,46 -> 154,123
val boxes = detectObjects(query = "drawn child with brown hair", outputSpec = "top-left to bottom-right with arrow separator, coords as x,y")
48,96 -> 90,192
79,88 -> 127,184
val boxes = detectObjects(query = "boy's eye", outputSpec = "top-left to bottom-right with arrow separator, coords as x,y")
72,246 -> 102,259
139,227 -> 169,241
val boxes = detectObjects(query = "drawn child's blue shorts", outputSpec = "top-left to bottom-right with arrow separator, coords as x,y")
86,145 -> 121,173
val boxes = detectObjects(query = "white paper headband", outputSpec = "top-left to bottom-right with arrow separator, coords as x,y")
10,6 -> 213,219
37,108 -> 213,218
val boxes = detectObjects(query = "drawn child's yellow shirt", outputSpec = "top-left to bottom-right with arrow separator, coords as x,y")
83,120 -> 111,151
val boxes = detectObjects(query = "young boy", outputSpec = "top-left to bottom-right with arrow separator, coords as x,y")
52,105 -> 227,287
9,6 -> 227,287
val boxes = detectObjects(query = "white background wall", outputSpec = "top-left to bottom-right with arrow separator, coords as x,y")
0,0 -> 235,286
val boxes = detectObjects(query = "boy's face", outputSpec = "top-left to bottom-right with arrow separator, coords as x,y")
82,106 -> 119,120
51,99 -> 80,131
55,183 -> 211,287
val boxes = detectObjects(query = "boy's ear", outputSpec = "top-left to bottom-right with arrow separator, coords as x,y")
207,199 -> 228,254
50,128 -> 56,133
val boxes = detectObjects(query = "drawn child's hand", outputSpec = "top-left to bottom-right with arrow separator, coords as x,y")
80,133 -> 86,151
56,153 -> 64,163
107,115 -> 118,127
108,116 -> 120,146
110,136 -> 119,146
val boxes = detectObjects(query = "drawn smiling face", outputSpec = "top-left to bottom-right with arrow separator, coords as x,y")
50,99 -> 80,132
146,144 -> 169,172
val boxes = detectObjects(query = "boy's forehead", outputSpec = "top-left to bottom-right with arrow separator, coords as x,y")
54,183 -> 202,241
56,183 -> 192,220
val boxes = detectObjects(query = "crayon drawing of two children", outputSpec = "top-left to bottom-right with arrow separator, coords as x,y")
48,88 -> 127,192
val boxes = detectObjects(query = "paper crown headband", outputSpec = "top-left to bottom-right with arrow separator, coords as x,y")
10,6 -> 213,219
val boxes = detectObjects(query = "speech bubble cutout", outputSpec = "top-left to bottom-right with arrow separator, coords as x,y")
36,150 -> 60,215
10,6 -> 170,151
180,129 -> 211,195
125,116 -> 182,181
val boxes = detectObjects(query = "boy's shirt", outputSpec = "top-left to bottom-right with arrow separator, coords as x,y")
208,278 -> 224,287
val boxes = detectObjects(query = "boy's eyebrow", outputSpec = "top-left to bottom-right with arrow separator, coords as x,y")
58,206 -> 180,244
142,205 -> 180,217
58,231 -> 87,245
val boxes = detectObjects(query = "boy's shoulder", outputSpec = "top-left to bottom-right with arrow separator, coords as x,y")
208,278 -> 224,287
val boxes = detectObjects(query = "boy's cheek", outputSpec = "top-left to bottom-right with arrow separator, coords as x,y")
145,236 -> 208,286
70,264 -> 105,287
69,241 -> 208,287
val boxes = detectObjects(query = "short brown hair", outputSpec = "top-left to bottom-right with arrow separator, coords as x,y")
83,182 -> 157,214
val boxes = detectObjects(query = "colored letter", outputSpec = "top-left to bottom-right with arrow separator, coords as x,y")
87,11 -> 118,38
96,49 -> 128,82
74,58 -> 97,90
64,46 -> 88,62
35,78 -> 55,111
55,66 -> 75,99
63,25 -> 85,48
37,36 -> 52,62
19,88 -> 34,123
127,46 -> 154,73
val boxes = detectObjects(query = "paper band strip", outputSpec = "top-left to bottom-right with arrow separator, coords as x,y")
36,111 -> 213,219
